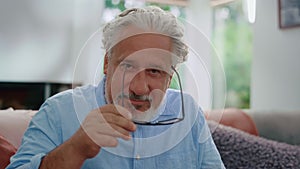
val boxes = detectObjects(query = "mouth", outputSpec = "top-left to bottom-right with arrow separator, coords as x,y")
129,98 -> 149,105
129,98 -> 151,112
114,93 -> 161,122
114,93 -> 152,112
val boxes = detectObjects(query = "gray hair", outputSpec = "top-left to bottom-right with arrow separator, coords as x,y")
102,6 -> 188,64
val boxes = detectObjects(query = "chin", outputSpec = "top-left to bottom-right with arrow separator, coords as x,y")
131,108 -> 159,122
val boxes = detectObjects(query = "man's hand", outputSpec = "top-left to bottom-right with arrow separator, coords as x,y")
40,104 -> 136,169
78,104 -> 136,157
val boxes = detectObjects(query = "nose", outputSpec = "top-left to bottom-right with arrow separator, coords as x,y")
129,71 -> 150,96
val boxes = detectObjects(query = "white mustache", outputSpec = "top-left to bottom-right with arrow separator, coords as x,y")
116,93 -> 152,102
128,93 -> 151,102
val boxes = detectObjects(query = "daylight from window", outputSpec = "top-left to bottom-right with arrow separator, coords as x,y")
212,0 -> 253,109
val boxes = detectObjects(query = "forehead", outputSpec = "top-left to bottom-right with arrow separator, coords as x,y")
111,33 -> 173,60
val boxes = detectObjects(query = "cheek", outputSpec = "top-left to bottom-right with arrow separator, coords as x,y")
148,79 -> 170,108
160,77 -> 172,91
150,89 -> 165,105
110,73 -> 122,93
106,65 -> 123,101
166,77 -> 172,88
150,77 -> 171,90
149,78 -> 171,99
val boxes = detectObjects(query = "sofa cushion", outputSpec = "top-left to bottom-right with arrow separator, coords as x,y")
0,108 -> 35,148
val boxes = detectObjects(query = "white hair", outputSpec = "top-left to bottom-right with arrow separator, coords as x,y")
102,6 -> 188,64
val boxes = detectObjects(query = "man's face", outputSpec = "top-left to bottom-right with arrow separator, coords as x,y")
104,33 -> 173,121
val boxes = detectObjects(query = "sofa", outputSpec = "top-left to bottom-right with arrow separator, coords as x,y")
246,109 -> 300,146
206,108 -> 300,146
0,108 -> 35,169
1,108 -> 300,169
209,121 -> 300,168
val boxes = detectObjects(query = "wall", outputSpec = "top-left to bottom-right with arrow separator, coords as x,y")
0,0 -> 214,107
251,0 -> 300,111
0,0 -> 104,84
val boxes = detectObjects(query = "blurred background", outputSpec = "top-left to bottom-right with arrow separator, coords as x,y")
0,0 -> 299,112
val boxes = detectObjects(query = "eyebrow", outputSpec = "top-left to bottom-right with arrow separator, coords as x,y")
115,54 -> 134,64
119,57 -> 170,71
120,58 -> 136,65
146,63 -> 165,70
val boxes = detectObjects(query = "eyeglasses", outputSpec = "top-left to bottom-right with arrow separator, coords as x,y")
121,66 -> 185,125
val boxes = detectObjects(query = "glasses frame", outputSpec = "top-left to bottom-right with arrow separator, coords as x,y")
121,66 -> 185,125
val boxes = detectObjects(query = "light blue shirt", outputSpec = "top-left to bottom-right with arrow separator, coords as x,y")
7,77 -> 225,169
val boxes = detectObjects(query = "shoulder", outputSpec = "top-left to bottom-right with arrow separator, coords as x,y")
44,85 -> 97,108
34,85 -> 97,120
166,88 -> 195,102
166,88 -> 199,112
47,85 -> 96,102
166,88 -> 205,125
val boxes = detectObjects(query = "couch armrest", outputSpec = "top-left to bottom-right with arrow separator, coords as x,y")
0,135 -> 17,169
0,108 -> 36,148
205,108 -> 259,136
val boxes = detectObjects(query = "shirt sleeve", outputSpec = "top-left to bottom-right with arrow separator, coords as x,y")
6,100 -> 62,169
196,109 -> 226,169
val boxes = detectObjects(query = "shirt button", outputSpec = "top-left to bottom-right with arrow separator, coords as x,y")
136,154 -> 140,160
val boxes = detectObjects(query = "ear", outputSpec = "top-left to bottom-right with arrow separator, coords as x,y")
103,54 -> 109,75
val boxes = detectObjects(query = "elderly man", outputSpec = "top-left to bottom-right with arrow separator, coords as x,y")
7,6 -> 224,169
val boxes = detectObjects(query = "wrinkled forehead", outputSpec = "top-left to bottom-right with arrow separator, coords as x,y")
111,32 -> 174,63
108,24 -> 174,53
111,33 -> 173,52
111,25 -> 170,48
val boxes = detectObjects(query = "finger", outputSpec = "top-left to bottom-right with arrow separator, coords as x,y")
115,104 -> 132,119
100,104 -> 132,120
102,113 -> 136,132
96,123 -> 132,140
84,122 -> 130,143
98,105 -> 136,131
92,134 -> 119,147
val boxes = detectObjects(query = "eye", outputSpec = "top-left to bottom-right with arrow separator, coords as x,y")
120,62 -> 133,71
146,69 -> 163,77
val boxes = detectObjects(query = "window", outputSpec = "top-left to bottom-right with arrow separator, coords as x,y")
103,0 -> 185,23
212,0 -> 253,108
